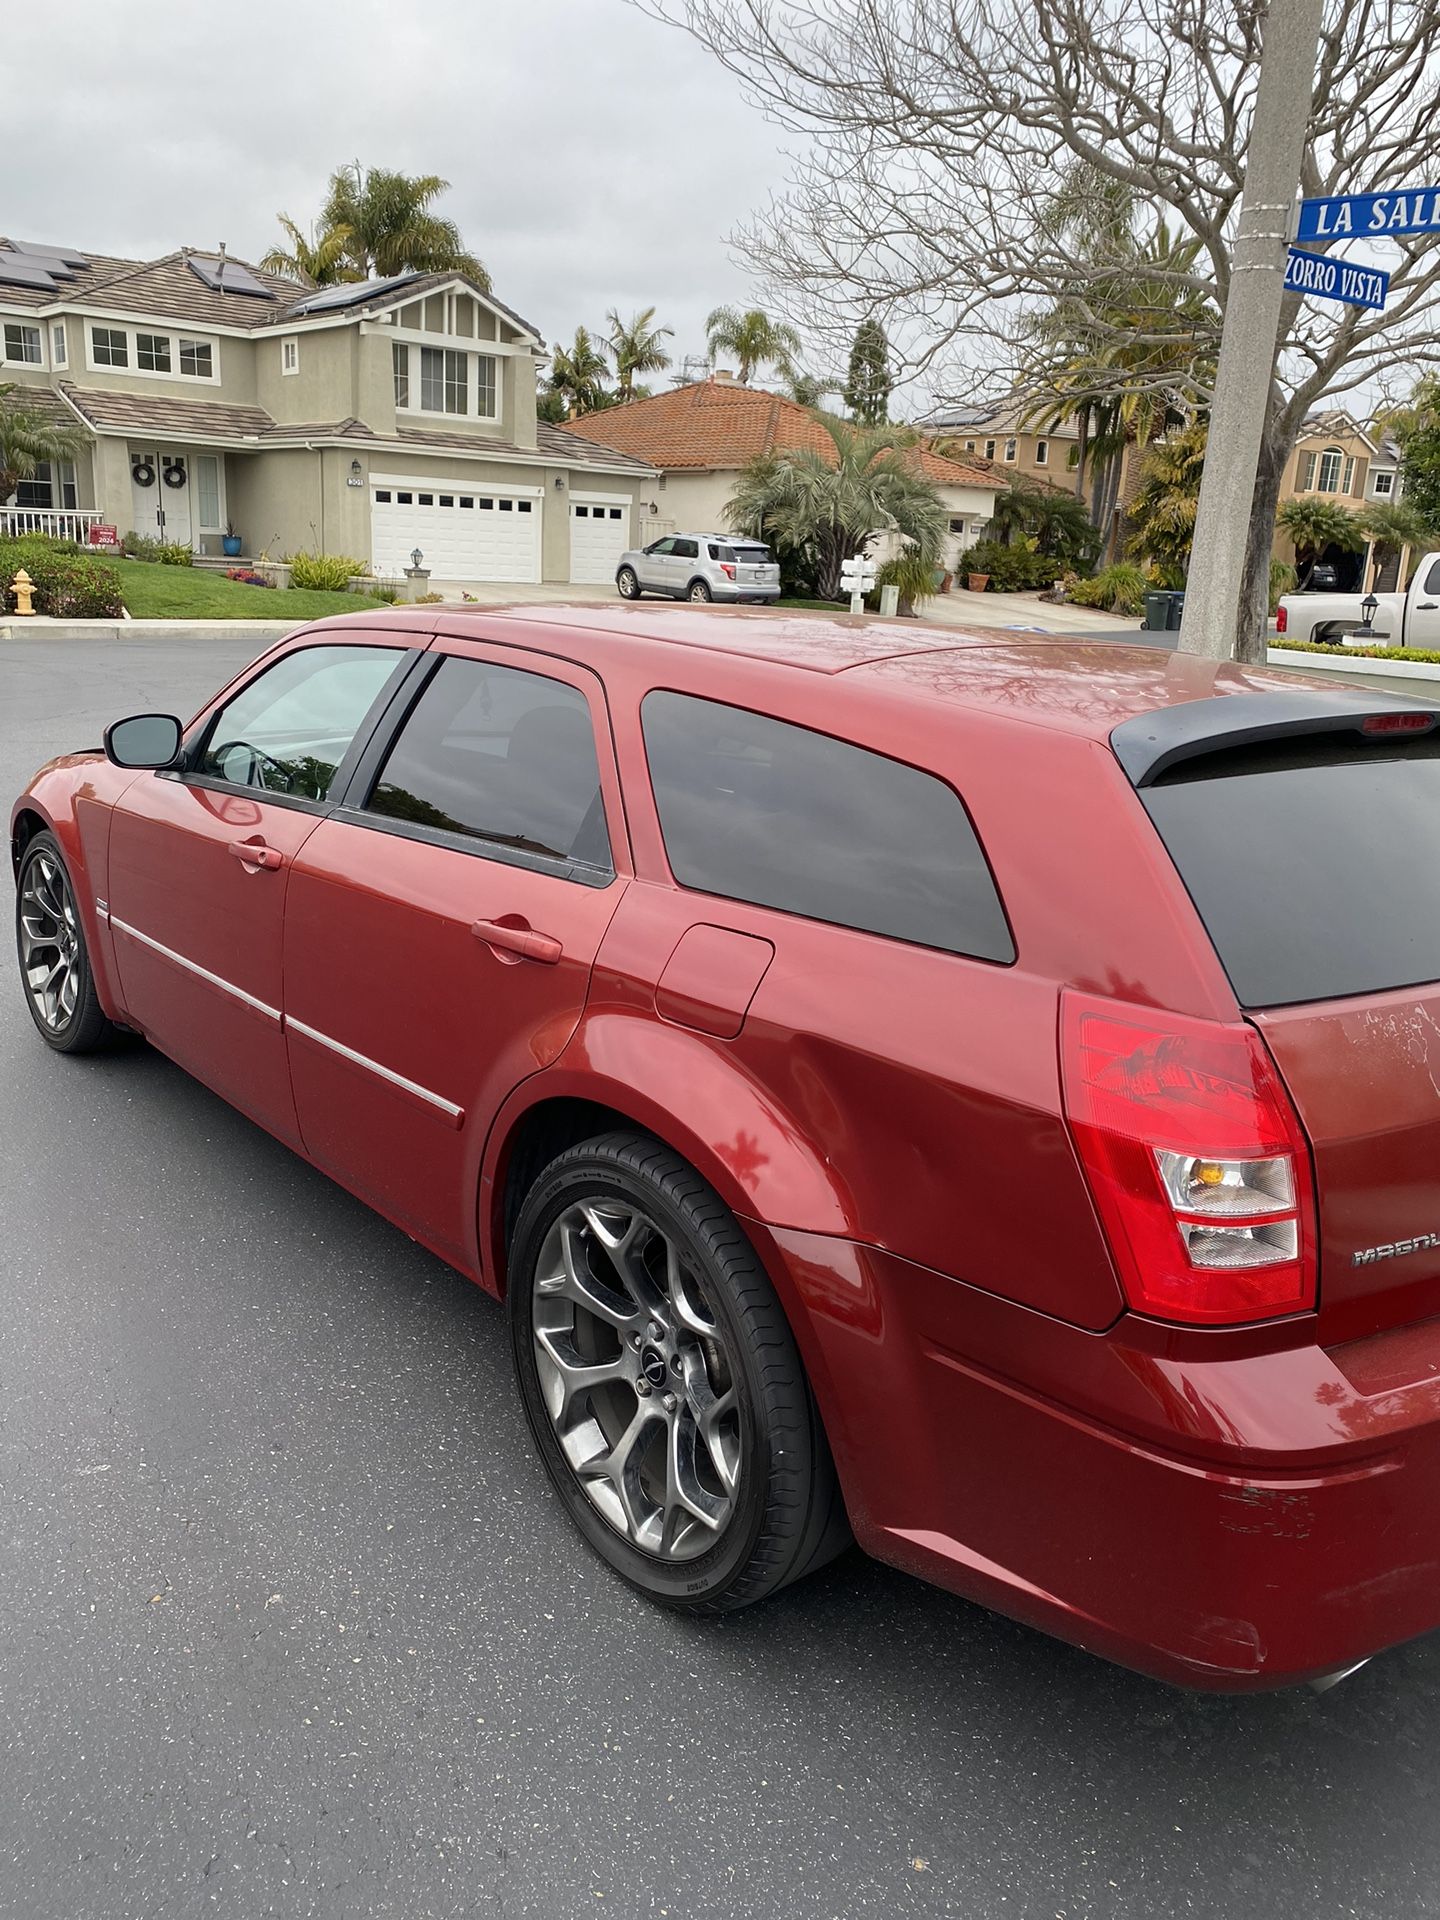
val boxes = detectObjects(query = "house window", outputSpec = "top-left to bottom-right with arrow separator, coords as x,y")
14,458 -> 77,509
178,339 -> 213,378
1035,438 -> 1049,465
949,516 -> 967,534
964,439 -> 976,453
137,332 -> 172,373
475,354 -> 497,417
393,342 -> 410,408
91,326 -> 128,367
421,346 -> 467,414
281,338 -> 299,375
1300,451 -> 1317,491
51,322 -> 67,367
984,438 -> 996,460
1373,471 -> 1395,497
1342,456 -> 1356,496
1316,447 -> 1344,493
195,455 -> 221,531
3,322 -> 41,365
1003,438 -> 1018,463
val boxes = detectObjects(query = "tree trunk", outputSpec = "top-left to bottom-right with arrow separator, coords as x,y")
1234,413 -> 1292,663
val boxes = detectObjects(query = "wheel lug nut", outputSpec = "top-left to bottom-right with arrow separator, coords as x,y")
628,1332 -> 642,1350
647,1321 -> 664,1343
662,1392 -> 677,1413
670,1355 -> 683,1375
636,1377 -> 652,1397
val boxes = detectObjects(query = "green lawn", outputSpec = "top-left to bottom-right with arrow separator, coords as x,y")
110,559 -> 388,621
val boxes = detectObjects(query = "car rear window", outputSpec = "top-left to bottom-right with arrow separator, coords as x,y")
641,691 -> 1014,961
1142,735 -> 1440,1006
731,544 -> 771,563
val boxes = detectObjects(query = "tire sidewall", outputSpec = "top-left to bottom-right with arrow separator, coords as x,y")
688,580 -> 712,602
15,831 -> 97,1051
509,1151 -> 774,1605
617,567 -> 639,600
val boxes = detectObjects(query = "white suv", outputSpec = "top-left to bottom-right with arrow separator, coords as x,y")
616,533 -> 782,603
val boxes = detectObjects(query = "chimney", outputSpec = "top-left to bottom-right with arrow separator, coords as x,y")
713,368 -> 736,383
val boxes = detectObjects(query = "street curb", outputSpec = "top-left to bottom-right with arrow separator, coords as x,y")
1266,645 -> 1440,682
0,620 -> 305,643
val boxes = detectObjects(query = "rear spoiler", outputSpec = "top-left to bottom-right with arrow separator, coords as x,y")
1111,689 -> 1439,788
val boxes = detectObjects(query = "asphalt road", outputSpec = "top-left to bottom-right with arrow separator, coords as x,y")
5,630 -> 1440,1920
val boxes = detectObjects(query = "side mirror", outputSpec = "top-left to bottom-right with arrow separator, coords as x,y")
104,713 -> 185,770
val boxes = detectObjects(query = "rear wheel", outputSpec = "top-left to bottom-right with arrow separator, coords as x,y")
15,831 -> 116,1054
687,579 -> 713,602
509,1131 -> 848,1610
617,566 -> 641,600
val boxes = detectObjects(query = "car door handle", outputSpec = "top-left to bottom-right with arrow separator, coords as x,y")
228,838 -> 283,871
1420,603 -> 1438,611
471,917 -> 563,965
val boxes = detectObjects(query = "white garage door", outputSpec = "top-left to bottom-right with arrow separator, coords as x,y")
371,482 -> 542,582
570,498 -> 630,583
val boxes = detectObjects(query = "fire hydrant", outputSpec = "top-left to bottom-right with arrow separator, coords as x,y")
11,568 -> 35,617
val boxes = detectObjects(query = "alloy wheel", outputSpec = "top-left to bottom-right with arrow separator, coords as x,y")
19,850 -> 80,1034
531,1198 -> 742,1560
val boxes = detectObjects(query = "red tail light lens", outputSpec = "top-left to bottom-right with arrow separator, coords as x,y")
1061,992 -> 1316,1325
1276,604 -> 1288,633
720,563 -> 737,580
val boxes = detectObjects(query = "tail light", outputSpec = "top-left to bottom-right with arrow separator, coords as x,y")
1276,603 -> 1288,632
1061,992 -> 1316,1325
720,563 -> 737,580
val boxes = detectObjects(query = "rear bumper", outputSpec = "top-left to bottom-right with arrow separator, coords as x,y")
714,586 -> 781,603
759,1222 -> 1440,1690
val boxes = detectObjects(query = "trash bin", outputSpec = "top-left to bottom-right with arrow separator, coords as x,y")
1142,590 -> 1171,631
1166,591 -> 1186,631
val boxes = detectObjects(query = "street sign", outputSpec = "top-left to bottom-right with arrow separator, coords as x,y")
1284,246 -> 1390,310
1296,187 -> 1440,242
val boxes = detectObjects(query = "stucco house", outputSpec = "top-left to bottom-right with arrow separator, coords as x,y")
917,401 -> 1081,490
1272,410 -> 1408,590
0,236 -> 655,583
562,375 -> 1005,572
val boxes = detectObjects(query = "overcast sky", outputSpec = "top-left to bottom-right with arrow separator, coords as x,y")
8,0 -> 817,387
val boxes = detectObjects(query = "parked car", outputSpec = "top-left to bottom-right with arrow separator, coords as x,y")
16,609 -> 1440,1692
616,533 -> 781,603
1277,549 -> 1440,647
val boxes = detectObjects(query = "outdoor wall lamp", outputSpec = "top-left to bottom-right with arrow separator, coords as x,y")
410,547 -> 424,570
350,459 -> 362,478
554,475 -> 566,490
1357,591 -> 1380,637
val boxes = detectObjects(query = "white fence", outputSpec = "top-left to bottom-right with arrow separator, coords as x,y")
0,508 -> 105,543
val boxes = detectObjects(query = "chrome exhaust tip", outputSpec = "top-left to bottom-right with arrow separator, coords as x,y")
1308,1658 -> 1371,1694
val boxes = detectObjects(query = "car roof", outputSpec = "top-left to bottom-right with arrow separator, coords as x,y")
309,602 -> 1380,731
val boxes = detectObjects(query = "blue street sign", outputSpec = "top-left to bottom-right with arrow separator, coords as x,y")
1297,188 -> 1440,242
1284,246 -> 1389,310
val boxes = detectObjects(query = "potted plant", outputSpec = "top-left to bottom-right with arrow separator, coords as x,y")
222,521 -> 243,559
967,570 -> 990,592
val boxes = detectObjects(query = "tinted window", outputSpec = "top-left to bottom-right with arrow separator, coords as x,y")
198,644 -> 405,800
1425,558 -> 1440,595
365,657 -> 611,872
647,538 -> 675,556
1143,737 -> 1440,1005
641,692 -> 1013,960
673,538 -> 699,559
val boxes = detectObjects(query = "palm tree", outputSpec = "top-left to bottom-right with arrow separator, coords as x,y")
606,308 -> 673,402
1276,497 -> 1366,587
259,216 -> 354,288
308,164 -> 488,286
0,385 -> 90,508
726,415 -> 946,600
1358,498 -> 1436,589
1125,422 -> 1209,581
547,327 -> 610,418
781,368 -> 839,408
704,306 -> 802,384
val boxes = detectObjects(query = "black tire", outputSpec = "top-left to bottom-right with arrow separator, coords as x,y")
15,830 -> 117,1054
616,566 -> 642,601
509,1130 -> 849,1612
687,578 -> 713,602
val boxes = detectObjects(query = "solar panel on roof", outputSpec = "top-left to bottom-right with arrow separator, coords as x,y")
0,256 -> 57,291
12,242 -> 88,267
186,255 -> 274,298
7,250 -> 78,279
288,274 -> 419,316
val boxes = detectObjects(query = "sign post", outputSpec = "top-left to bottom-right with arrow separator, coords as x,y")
840,554 -> 877,615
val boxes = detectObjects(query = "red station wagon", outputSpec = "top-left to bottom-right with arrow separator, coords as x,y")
15,604 -> 1440,1692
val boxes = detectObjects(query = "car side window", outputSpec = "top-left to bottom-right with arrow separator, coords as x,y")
1424,558 -> 1440,595
646,538 -> 676,556
641,691 -> 1014,961
673,538 -> 699,560
362,656 -> 612,873
196,644 -> 407,801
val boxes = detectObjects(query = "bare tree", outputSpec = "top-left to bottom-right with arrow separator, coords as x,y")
648,0 -> 1440,659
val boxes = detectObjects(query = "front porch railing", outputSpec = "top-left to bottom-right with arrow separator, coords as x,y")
0,508 -> 105,543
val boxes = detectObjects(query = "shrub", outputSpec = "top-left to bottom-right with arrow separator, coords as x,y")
124,530 -> 162,561
414,591 -> 445,604
1268,558 -> 1298,615
286,551 -> 366,592
0,538 -> 124,618
1068,562 -> 1150,615
157,541 -> 193,567
366,581 -> 402,604
874,545 -> 939,615
1272,637 -> 1440,665
956,539 -> 1057,591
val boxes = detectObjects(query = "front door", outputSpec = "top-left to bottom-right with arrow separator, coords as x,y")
130,447 -> 194,546
283,641 -> 629,1267
105,638 -> 412,1145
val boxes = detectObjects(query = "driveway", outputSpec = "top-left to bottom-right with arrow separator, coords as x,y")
4,629 -> 1440,1920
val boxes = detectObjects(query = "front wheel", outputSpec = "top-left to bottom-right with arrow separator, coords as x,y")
616,566 -> 641,601
15,830 -> 117,1053
510,1131 -> 847,1611
687,579 -> 713,602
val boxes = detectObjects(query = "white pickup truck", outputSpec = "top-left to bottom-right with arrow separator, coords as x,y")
1277,552 -> 1440,648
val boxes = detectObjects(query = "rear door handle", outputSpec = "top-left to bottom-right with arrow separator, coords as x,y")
228,838 -> 283,871
471,917 -> 563,965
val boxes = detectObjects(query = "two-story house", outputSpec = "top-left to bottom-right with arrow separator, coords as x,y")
0,237 -> 656,583
917,402 -> 1081,488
